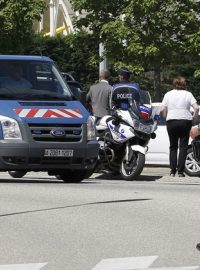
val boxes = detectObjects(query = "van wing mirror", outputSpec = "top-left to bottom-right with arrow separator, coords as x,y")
66,81 -> 87,106
76,91 -> 87,107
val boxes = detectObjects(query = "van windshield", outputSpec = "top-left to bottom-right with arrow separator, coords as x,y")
0,60 -> 73,101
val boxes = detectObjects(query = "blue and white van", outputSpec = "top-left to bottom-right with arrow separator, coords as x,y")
0,55 -> 98,182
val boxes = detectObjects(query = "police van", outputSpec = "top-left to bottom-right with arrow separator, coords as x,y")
0,55 -> 98,182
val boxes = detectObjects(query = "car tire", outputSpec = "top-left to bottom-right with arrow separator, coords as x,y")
184,147 -> 200,177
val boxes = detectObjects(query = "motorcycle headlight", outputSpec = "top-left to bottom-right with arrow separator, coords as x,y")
139,124 -> 153,134
0,115 -> 22,140
87,116 -> 96,140
133,119 -> 153,134
133,119 -> 140,129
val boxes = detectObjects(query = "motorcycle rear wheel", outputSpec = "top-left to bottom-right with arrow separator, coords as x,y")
120,152 -> 145,180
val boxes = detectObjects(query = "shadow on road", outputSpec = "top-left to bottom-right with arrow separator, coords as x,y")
137,175 -> 163,181
0,173 -> 162,184
0,177 -> 101,184
92,172 -> 162,182
0,178 -> 64,184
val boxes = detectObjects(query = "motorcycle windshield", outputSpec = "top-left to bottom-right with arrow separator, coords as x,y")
111,85 -> 152,119
129,90 -> 152,120
139,90 -> 151,107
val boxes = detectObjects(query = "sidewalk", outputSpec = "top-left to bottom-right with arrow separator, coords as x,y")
92,166 -> 200,184
138,166 -> 200,184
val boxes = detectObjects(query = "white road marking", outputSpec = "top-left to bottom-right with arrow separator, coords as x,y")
0,262 -> 47,270
91,255 -> 158,270
145,266 -> 200,270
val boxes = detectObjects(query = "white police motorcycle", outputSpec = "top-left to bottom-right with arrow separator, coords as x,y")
94,85 -> 158,180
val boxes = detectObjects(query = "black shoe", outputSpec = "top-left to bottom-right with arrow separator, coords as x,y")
170,171 -> 176,177
178,173 -> 185,177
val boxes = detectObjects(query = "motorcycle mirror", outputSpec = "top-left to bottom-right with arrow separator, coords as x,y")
151,133 -> 156,139
196,243 -> 200,251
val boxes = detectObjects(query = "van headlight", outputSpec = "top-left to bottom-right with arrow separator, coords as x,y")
0,116 -> 22,140
87,116 -> 96,140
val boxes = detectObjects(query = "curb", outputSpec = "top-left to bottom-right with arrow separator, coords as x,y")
156,175 -> 200,184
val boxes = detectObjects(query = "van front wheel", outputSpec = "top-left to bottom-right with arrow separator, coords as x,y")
8,171 -> 27,178
56,170 -> 93,183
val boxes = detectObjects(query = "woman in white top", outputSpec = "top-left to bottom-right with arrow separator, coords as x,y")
160,76 -> 199,177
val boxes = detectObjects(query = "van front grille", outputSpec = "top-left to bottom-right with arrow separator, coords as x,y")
28,123 -> 83,142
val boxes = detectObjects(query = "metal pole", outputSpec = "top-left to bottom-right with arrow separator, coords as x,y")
39,14 -> 44,32
99,43 -> 108,74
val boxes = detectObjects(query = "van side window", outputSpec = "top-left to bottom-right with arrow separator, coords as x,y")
35,64 -> 56,92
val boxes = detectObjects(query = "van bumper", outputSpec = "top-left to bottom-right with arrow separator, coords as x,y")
0,141 -> 99,171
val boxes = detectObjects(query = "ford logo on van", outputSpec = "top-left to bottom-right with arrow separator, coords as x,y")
50,128 -> 66,137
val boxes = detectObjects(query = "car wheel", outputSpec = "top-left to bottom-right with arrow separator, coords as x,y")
185,148 -> 200,177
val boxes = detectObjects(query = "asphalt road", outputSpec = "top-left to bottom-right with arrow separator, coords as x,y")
0,168 -> 199,270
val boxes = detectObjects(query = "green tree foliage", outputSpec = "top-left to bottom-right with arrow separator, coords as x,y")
71,0 -> 200,101
0,0 -> 47,53
26,32 -> 99,90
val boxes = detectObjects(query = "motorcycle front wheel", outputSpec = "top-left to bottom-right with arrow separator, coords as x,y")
120,152 -> 145,181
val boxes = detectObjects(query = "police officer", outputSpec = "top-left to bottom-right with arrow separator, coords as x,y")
111,68 -> 140,109
118,67 -> 130,82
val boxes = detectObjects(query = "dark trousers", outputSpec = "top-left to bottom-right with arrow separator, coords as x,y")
167,119 -> 192,173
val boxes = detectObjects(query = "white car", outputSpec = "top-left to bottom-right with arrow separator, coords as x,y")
146,103 -> 200,177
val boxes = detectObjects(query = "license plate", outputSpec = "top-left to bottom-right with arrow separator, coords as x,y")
44,149 -> 74,157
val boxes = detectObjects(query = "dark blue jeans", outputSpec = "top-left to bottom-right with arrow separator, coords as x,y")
167,119 -> 192,173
